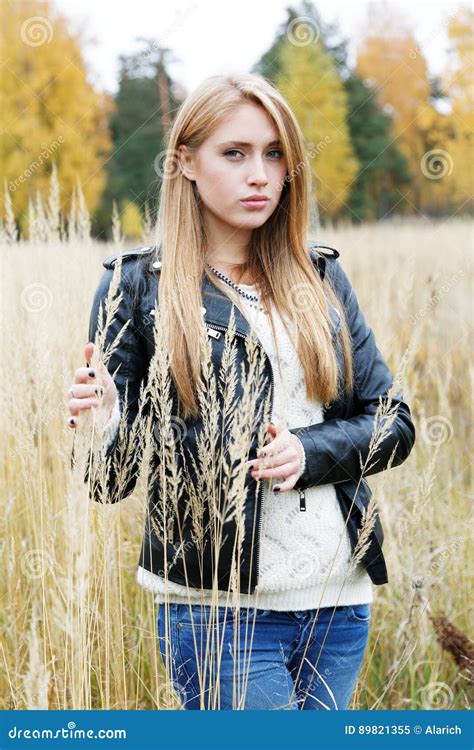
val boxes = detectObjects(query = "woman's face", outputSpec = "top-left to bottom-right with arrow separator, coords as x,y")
179,101 -> 288,233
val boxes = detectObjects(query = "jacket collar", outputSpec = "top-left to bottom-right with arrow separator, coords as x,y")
148,244 -> 329,337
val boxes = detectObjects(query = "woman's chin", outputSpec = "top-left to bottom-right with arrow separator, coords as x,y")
227,212 -> 273,230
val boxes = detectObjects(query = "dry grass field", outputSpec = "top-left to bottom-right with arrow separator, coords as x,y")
0,215 -> 472,710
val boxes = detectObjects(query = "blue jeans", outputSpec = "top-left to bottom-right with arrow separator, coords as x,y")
156,602 -> 371,710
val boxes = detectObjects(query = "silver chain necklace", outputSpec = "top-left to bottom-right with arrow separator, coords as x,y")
205,262 -> 260,302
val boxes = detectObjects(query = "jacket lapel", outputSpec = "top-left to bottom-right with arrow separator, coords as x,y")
201,274 -> 251,337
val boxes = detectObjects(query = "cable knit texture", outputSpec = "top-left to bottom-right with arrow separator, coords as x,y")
105,283 -> 373,610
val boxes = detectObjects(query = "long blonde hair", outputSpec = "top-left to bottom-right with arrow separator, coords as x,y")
155,73 -> 353,420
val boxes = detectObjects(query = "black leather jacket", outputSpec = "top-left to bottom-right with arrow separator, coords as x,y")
83,243 -> 415,592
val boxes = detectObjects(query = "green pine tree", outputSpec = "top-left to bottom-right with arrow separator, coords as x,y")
342,74 -> 412,221
96,41 -> 181,239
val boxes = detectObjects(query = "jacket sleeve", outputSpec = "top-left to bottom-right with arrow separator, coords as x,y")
77,262 -> 150,504
290,257 -> 416,488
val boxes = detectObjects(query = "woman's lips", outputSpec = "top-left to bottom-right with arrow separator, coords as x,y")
240,198 -> 269,210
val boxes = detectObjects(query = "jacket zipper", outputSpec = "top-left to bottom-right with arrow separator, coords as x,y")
205,322 -> 274,591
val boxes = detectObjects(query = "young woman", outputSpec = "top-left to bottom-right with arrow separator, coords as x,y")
66,73 -> 416,710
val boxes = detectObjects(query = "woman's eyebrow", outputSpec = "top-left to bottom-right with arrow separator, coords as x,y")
218,139 -> 281,148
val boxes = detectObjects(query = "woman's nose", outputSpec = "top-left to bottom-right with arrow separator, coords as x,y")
247,159 -> 269,185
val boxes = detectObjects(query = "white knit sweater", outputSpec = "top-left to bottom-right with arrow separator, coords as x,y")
103,284 -> 373,611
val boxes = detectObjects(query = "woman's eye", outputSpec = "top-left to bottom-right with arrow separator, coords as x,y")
224,149 -> 283,160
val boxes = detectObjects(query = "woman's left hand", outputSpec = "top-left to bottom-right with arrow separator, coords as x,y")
245,422 -> 304,492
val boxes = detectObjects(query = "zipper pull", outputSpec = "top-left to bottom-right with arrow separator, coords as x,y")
167,515 -> 174,544
207,327 -> 221,339
299,489 -> 306,511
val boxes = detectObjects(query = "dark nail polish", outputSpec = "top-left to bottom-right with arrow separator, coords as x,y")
88,369 -> 95,377
273,486 -> 280,493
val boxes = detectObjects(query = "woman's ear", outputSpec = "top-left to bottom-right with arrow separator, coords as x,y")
177,144 -> 196,182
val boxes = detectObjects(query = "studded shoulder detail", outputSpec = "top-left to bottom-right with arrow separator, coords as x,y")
308,241 -> 340,260
102,242 -> 337,271
102,245 -> 156,270
306,241 -> 340,283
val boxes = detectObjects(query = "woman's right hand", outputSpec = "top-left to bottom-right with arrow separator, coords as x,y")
66,342 -> 118,429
